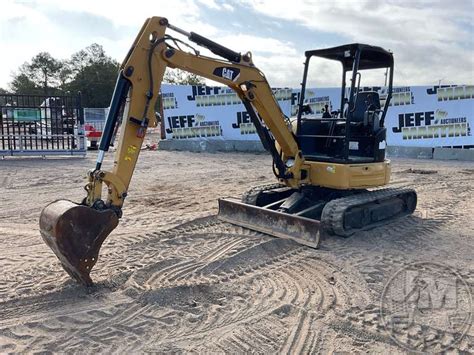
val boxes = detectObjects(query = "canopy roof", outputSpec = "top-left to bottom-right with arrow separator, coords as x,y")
305,43 -> 393,70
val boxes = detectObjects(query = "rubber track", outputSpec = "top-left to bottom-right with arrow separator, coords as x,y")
320,187 -> 417,237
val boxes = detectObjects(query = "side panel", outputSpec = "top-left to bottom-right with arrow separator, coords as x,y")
307,160 -> 390,189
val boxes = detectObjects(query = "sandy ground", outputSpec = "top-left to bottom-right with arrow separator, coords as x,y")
0,149 -> 473,353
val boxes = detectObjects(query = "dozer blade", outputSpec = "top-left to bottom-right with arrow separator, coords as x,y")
39,200 -> 119,286
217,198 -> 320,248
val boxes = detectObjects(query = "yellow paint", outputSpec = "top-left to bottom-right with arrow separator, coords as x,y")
127,145 -> 138,154
307,160 -> 390,189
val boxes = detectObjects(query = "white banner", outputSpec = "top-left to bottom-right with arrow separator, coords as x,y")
162,84 -> 473,148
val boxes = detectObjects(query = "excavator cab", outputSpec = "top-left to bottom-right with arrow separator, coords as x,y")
297,43 -> 393,164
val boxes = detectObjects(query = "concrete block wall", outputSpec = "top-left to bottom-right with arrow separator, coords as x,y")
158,139 -> 474,161
385,146 -> 433,159
158,139 -> 266,153
433,147 -> 474,161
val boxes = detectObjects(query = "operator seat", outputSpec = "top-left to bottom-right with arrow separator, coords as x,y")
350,91 -> 381,131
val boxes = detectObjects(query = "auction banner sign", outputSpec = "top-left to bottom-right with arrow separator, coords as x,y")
162,84 -> 473,148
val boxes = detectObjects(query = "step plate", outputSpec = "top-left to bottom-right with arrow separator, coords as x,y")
217,198 -> 320,248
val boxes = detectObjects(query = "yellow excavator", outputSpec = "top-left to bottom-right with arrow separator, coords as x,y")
39,17 -> 417,286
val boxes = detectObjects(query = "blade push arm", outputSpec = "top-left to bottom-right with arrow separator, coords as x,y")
85,17 -> 304,213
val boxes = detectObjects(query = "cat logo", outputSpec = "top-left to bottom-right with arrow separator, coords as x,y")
222,68 -> 234,80
213,67 -> 241,82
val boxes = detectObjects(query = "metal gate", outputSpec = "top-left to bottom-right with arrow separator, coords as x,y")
0,94 -> 86,156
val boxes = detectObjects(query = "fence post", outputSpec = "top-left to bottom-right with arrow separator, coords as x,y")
76,92 -> 86,152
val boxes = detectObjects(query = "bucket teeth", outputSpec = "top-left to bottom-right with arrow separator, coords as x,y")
39,200 -> 119,286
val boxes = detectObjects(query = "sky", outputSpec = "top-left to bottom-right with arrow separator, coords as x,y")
1,0 -> 473,89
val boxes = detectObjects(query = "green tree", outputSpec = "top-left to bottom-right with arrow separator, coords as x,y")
64,44 -> 119,107
10,54 -> 62,95
66,62 -> 119,107
9,72 -> 42,95
69,43 -> 112,74
29,52 -> 63,93
163,68 -> 205,85
7,44 -> 205,108
59,66 -> 73,88
10,52 -> 63,95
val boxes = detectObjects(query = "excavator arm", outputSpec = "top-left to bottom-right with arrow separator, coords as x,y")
39,17 -> 305,285
88,17 -> 306,211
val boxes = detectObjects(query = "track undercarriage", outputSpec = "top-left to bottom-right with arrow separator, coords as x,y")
218,184 -> 417,248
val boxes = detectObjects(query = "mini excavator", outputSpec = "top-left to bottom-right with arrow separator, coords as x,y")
39,17 -> 417,286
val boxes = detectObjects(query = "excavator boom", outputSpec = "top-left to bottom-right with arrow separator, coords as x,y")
39,17 -> 304,285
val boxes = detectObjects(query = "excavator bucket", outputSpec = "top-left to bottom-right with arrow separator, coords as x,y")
39,200 -> 119,286
217,198 -> 320,248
